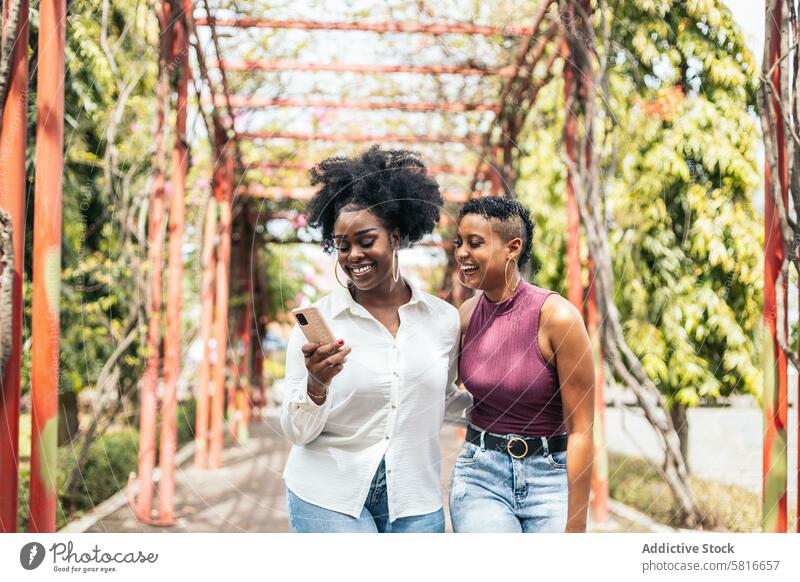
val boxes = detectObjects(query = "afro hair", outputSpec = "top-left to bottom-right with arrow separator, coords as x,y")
306,146 -> 443,252
458,196 -> 535,267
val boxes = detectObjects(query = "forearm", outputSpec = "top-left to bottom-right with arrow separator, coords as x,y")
565,429 -> 593,532
281,327 -> 332,444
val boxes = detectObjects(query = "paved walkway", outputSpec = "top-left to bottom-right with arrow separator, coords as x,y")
86,411 -> 651,533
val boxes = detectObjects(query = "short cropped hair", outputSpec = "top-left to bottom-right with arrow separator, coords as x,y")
458,196 -> 534,267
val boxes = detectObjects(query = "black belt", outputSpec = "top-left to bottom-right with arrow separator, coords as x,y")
466,426 -> 568,460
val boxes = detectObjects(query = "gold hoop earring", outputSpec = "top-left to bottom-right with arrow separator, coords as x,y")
334,262 -> 350,289
504,259 -> 520,292
392,248 -> 400,282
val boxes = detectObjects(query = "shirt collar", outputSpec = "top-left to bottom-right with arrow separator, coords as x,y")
330,276 -> 435,319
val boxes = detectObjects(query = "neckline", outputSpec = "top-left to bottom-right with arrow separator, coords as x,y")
479,279 -> 529,317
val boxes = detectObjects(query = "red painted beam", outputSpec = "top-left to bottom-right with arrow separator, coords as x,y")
239,131 -> 487,146
239,185 -> 474,204
196,17 -> 535,37
244,159 -> 482,176
29,0 -> 66,533
216,59 -> 519,77
203,95 -> 500,113
0,0 -> 28,533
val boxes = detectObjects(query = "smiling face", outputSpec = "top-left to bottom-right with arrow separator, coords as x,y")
454,212 -> 521,291
333,207 -> 399,292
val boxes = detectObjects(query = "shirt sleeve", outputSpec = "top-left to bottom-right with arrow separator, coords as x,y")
279,324 -> 333,445
443,311 -> 473,427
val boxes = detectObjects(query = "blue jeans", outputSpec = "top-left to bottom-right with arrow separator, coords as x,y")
449,429 -> 568,533
287,459 -> 445,533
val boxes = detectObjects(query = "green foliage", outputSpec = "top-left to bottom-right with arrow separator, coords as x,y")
259,245 -> 321,317
262,358 -> 286,384
57,429 -> 140,520
518,0 -> 762,407
177,398 -> 197,446
20,0 -> 158,398
609,453 -> 796,532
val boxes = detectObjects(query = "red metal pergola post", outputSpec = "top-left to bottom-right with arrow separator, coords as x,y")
134,0 -> 173,522
562,36 -> 582,312
209,135 -> 234,469
194,196 -> 217,468
237,274 -> 254,441
587,259 -> 608,524
0,0 -> 28,533
226,230 -> 242,442
28,0 -> 66,533
158,0 -> 191,524
762,0 -> 789,534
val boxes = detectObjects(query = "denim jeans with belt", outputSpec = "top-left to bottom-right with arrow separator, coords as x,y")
287,458 -> 445,533
449,427 -> 568,533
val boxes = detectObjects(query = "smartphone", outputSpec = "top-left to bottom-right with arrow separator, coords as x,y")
292,306 -> 336,344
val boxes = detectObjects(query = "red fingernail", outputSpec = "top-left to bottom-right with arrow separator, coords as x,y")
338,339 -> 345,345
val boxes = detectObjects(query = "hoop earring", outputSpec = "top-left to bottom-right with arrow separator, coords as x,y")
334,262 -> 350,289
504,258 -> 520,292
392,248 -> 400,282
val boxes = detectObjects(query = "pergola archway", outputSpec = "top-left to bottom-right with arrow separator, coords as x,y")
6,0 -> 789,534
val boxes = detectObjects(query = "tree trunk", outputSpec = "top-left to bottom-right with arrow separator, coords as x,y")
57,390 -> 78,446
669,402 -> 690,475
560,0 -> 699,525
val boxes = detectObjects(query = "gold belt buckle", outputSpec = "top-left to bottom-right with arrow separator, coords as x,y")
506,436 -> 529,459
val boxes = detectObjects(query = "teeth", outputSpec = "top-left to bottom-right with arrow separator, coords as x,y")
351,264 -> 375,274
460,264 -> 478,271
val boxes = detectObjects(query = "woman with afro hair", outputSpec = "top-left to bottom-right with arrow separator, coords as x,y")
449,196 -> 595,533
280,146 -> 472,533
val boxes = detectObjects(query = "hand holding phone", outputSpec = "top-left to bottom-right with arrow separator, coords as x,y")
292,307 -> 335,344
292,307 -> 350,399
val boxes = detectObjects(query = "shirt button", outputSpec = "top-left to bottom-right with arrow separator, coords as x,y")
391,402 -> 397,409
385,435 -> 390,440
393,372 -> 399,378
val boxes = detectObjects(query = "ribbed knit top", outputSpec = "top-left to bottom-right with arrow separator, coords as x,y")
459,280 -> 565,436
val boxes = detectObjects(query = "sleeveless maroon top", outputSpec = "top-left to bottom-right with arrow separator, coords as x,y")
459,280 -> 565,436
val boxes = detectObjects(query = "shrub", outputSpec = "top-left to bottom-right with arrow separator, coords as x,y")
608,452 -> 796,532
59,428 -> 140,516
15,398 -> 205,530
176,398 -> 196,446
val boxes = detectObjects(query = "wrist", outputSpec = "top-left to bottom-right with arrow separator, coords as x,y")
307,379 -> 329,402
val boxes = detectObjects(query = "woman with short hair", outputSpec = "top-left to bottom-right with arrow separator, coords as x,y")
280,146 -> 472,533
450,196 -> 594,533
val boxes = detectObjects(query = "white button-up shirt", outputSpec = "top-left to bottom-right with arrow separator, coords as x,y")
280,278 -> 472,521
